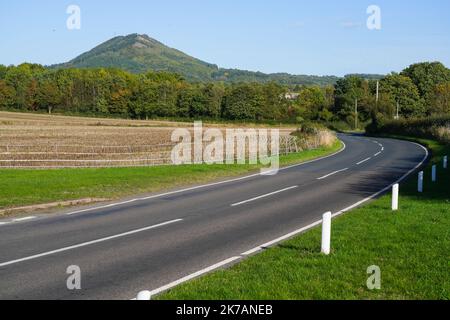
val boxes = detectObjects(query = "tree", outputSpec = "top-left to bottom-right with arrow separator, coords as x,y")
401,62 -> 450,111
429,83 -> 450,114
379,73 -> 424,118
201,83 -> 224,119
260,82 -> 287,121
333,76 -> 373,127
36,76 -> 62,113
0,65 -> 8,80
0,80 -> 16,109
4,64 -> 33,109
109,88 -> 131,115
223,84 -> 264,120
293,86 -> 327,121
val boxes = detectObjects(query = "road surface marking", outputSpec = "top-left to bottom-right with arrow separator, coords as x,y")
65,141 -> 346,217
147,256 -> 241,297
317,168 -> 348,180
12,216 -> 36,222
0,219 -> 183,268
374,151 -> 382,157
231,186 -> 298,207
134,140 -> 429,300
242,220 -> 323,256
357,157 -> 371,165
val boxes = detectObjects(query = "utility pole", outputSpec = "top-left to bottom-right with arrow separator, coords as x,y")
376,81 -> 379,105
395,101 -> 400,119
355,98 -> 358,130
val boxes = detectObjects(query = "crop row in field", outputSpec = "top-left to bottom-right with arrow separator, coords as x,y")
0,111 -> 303,168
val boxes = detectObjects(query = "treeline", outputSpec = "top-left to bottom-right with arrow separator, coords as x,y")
211,68 -> 340,87
0,62 -> 449,127
331,62 -> 450,129
0,63 -> 290,121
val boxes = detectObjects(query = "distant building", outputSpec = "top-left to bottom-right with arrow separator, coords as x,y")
284,92 -> 300,100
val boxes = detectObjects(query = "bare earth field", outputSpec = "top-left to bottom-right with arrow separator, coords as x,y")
0,111 -> 298,168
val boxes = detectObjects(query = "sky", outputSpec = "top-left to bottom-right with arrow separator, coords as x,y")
0,0 -> 449,76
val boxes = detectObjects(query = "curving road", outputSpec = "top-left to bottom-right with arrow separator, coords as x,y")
0,134 -> 428,300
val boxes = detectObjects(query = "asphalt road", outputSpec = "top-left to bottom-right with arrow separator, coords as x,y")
0,134 -> 428,300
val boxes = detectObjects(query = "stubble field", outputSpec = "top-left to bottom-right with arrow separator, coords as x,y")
0,111 -> 297,168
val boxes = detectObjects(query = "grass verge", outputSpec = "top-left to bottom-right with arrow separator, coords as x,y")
157,136 -> 449,300
0,140 -> 342,211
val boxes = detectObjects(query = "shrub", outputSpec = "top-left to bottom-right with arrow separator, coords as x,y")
366,115 -> 450,144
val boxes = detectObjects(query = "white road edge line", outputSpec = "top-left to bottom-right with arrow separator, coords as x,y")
63,141 -> 346,216
374,151 -> 382,157
12,216 -> 37,222
356,157 -> 371,165
137,140 -> 428,300
231,186 -> 298,207
317,168 -> 348,180
0,219 -> 183,268
147,256 -> 241,297
242,220 -> 323,256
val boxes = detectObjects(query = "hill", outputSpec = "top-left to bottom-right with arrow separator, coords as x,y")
53,33 -> 343,86
52,34 -> 218,82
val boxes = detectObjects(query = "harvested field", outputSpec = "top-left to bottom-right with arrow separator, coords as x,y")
0,111 -> 304,168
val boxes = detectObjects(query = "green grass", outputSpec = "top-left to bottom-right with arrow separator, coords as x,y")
0,140 -> 342,210
157,137 -> 450,300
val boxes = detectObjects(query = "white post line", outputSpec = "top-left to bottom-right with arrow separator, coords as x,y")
432,165 -> 437,182
321,212 -> 332,255
317,168 -> 348,180
392,184 -> 399,211
418,171 -> 424,193
136,290 -> 152,300
230,186 -> 298,207
0,219 -> 182,268
444,156 -> 447,169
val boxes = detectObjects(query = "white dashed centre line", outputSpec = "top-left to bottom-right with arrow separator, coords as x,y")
0,218 -> 183,268
317,168 -> 349,180
231,186 -> 298,207
357,157 -> 371,165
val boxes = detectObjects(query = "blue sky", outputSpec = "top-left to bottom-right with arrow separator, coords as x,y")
1,0 -> 449,76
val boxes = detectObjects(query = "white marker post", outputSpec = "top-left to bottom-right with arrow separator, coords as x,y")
392,184 -> 399,211
432,165 -> 437,182
136,290 -> 152,300
418,171 -> 424,193
321,212 -> 332,255
444,156 -> 448,169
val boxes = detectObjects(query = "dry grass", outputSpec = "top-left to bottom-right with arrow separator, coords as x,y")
433,126 -> 450,144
